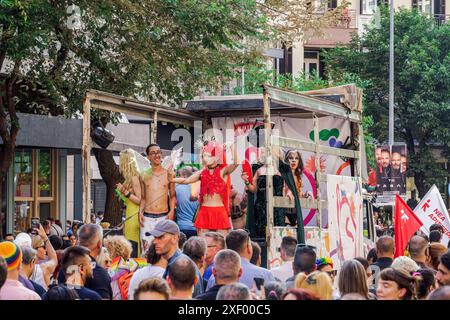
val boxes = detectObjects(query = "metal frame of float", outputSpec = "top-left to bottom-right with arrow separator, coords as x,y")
261,84 -> 364,264
81,90 -> 202,223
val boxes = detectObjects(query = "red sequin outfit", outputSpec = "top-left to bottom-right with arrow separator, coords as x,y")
194,166 -> 231,230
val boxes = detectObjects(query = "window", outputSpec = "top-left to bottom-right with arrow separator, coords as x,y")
328,0 -> 338,9
278,46 -> 292,75
13,149 -> 58,233
303,51 -> 320,79
15,149 -> 33,198
412,0 -> 432,13
361,0 -> 377,14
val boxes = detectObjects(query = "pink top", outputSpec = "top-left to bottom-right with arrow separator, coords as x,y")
0,279 -> 41,300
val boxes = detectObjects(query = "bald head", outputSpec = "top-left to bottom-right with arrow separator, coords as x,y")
167,257 -> 197,291
213,249 -> 242,284
409,235 -> 429,260
77,224 -> 103,258
376,236 -> 395,258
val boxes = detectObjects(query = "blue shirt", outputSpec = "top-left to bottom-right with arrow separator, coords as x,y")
203,263 -> 214,282
207,258 -> 275,289
175,184 -> 198,232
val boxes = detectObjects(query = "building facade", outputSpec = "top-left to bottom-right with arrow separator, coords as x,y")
277,0 -> 449,79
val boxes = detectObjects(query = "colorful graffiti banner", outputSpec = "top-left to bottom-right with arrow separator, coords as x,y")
268,226 -> 329,269
327,175 -> 364,270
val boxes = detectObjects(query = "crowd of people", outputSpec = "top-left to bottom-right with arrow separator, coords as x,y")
1,217 -> 450,300
1,143 -> 450,300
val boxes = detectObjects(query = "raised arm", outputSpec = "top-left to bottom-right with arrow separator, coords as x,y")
241,169 -> 258,193
222,143 -> 239,176
171,170 -> 201,185
36,224 -> 57,286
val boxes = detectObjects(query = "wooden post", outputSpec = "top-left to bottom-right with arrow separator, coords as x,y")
151,111 -> 158,144
263,87 -> 274,268
82,96 -> 92,223
313,114 -> 323,255
356,123 -> 363,178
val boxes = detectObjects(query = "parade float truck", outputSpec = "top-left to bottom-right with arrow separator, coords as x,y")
185,84 -> 376,270
81,84 -> 377,270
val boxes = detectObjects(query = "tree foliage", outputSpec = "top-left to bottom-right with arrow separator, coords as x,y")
258,0 -> 350,44
0,0 -> 267,223
323,7 -> 450,196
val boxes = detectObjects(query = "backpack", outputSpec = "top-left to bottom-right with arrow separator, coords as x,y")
110,257 -> 148,300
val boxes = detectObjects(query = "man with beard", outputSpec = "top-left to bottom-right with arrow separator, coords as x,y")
401,155 -> 407,173
375,147 -> 382,167
53,246 -> 101,300
376,149 -> 391,193
57,224 -> 112,299
390,152 -> 406,194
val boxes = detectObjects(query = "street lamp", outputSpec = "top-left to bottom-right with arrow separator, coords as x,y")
389,0 -> 394,146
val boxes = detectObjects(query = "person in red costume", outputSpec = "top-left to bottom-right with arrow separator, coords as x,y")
169,140 -> 239,237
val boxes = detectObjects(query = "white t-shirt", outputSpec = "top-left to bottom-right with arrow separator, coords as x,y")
31,264 -> 47,290
270,260 -> 293,282
128,265 -> 165,300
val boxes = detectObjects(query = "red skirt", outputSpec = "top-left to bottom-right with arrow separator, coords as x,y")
194,206 -> 231,230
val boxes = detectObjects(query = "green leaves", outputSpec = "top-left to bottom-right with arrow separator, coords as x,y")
323,7 -> 450,195
1,0 -> 267,123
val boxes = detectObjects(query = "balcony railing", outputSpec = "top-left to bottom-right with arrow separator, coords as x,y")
434,14 -> 450,26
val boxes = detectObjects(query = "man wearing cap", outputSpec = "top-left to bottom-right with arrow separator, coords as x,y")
149,219 -> 204,297
0,241 -> 41,300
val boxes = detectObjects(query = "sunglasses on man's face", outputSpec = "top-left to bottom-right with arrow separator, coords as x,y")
149,150 -> 162,156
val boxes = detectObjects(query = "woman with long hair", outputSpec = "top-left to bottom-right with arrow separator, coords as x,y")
338,259 -> 373,299
241,147 -> 294,238
284,150 -> 304,226
117,149 -> 143,258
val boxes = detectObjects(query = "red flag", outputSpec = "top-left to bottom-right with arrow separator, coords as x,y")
394,195 -> 423,257
242,159 -> 253,182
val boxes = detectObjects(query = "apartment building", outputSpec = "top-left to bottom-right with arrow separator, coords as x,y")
277,0 -> 449,79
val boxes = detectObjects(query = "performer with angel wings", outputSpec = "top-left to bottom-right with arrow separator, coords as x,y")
139,143 -> 176,254
169,140 -> 239,236
117,149 -> 144,257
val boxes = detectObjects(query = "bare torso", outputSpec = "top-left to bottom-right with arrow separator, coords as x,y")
143,169 -> 169,213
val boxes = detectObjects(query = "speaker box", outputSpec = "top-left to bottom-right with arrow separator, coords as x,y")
91,126 -> 115,149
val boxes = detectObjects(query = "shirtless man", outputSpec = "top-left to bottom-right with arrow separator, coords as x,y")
139,143 -> 176,254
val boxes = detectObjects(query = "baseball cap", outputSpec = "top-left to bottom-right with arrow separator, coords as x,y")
14,233 -> 32,248
148,220 -> 180,237
0,241 -> 22,271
